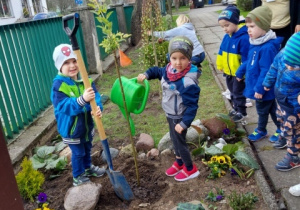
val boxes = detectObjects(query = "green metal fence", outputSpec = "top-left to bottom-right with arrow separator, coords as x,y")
124,5 -> 134,34
0,17 -> 86,142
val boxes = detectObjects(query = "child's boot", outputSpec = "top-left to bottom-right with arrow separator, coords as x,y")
85,165 -> 105,177
166,161 -> 184,176
275,153 -> 300,171
73,173 -> 90,186
174,164 -> 200,181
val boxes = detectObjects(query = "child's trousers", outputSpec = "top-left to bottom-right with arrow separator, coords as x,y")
255,99 -> 280,133
276,103 -> 300,155
69,139 -> 93,178
167,117 -> 193,167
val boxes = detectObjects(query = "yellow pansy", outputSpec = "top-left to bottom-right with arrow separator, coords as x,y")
217,156 -> 227,164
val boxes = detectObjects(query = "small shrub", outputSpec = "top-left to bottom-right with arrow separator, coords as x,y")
228,191 -> 258,210
16,157 -> 45,201
237,0 -> 252,11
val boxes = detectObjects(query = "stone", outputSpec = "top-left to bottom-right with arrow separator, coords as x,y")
136,133 -> 154,152
157,132 -> 172,152
119,144 -> 134,157
64,182 -> 102,210
101,147 -> 119,162
147,148 -> 159,159
202,117 -> 227,139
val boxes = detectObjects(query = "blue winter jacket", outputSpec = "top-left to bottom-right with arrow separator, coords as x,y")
236,35 -> 282,100
263,49 -> 300,114
51,73 -> 103,144
144,65 -> 201,129
216,24 -> 249,76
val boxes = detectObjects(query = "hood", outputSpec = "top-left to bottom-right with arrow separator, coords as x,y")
182,23 -> 195,31
186,65 -> 201,84
232,24 -> 248,38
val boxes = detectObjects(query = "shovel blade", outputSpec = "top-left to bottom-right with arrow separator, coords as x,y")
106,169 -> 134,201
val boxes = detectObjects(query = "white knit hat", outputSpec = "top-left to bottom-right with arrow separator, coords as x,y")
52,44 -> 77,71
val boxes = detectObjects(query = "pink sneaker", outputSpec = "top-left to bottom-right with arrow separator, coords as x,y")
174,164 -> 200,181
165,162 -> 184,176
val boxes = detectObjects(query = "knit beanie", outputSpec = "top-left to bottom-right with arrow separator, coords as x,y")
283,32 -> 300,67
218,5 -> 240,25
168,36 -> 193,60
53,44 -> 77,71
246,6 -> 272,32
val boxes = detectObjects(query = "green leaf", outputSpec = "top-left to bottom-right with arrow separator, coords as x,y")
222,144 -> 238,156
55,141 -> 67,153
36,146 -> 55,159
234,151 -> 259,169
45,156 -> 67,171
235,128 -> 246,137
192,147 -> 205,156
30,155 -> 46,169
205,145 -> 224,155
235,141 -> 245,151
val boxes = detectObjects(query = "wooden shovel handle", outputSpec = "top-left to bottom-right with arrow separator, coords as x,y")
74,49 -> 107,141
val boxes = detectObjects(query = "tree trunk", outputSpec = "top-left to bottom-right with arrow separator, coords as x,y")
130,0 -> 143,46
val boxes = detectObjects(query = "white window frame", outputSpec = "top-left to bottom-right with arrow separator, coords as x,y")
0,0 -> 13,18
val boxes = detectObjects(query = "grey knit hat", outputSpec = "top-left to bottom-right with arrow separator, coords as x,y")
168,36 -> 193,60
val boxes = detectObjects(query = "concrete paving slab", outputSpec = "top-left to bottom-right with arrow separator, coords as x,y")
282,188 -> 300,210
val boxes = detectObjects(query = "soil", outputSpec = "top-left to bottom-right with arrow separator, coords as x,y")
23,46 -> 269,210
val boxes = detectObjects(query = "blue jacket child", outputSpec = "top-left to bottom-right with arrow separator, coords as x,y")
51,44 -> 105,186
235,6 -> 282,142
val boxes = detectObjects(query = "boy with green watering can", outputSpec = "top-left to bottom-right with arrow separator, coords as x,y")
137,36 -> 201,181
51,44 -> 105,186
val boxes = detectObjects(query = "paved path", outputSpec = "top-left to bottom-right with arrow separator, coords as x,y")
188,4 -> 300,210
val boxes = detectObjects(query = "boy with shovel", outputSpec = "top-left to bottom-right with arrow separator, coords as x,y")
51,44 -> 105,186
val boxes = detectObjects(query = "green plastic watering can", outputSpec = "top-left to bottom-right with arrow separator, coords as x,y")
110,76 -> 150,136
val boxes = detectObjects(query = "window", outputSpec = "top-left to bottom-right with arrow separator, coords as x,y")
0,0 -> 12,18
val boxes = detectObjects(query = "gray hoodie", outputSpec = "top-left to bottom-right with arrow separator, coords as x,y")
153,23 -> 204,56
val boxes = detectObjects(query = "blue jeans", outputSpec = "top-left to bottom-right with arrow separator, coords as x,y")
255,99 -> 280,133
68,140 -> 93,178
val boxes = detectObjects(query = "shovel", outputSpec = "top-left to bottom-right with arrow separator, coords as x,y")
62,13 -> 134,201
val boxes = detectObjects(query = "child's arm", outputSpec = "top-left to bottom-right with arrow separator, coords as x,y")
262,51 -> 281,91
236,62 -> 247,81
137,66 -> 165,82
216,39 -> 225,71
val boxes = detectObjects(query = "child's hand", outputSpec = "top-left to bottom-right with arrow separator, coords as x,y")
264,87 -> 270,91
254,92 -> 263,99
91,106 -> 102,118
83,87 -> 95,102
137,74 -> 146,82
175,124 -> 184,134
298,95 -> 300,105
236,77 -> 242,82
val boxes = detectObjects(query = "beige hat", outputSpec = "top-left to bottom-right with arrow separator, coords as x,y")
247,6 -> 272,32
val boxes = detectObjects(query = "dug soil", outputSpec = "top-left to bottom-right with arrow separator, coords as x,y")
23,137 -> 268,210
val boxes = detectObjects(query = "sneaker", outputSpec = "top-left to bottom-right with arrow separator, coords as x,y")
85,165 -> 106,177
222,89 -> 231,100
165,162 -> 184,176
73,173 -> 90,186
269,129 -> 281,143
229,110 -> 237,117
232,112 -> 246,122
174,164 -> 200,181
248,128 -> 268,142
245,98 -> 253,107
289,183 -> 300,196
275,153 -> 300,171
273,137 -> 287,149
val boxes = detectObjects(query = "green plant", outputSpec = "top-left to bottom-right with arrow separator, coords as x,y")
30,141 -> 67,172
202,155 -> 232,179
23,7 -> 29,18
16,157 -> 45,201
205,188 -> 225,202
236,0 -> 252,11
228,191 -> 258,210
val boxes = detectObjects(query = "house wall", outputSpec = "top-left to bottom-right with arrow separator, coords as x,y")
0,0 -> 48,26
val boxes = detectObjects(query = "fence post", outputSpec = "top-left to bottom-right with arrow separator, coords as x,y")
110,0 -> 128,34
0,121 -> 23,210
70,7 -> 103,75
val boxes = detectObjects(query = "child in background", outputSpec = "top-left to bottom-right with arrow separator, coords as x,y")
152,14 -> 205,67
137,36 -> 201,181
216,5 -> 250,122
263,32 -> 300,171
236,6 -> 282,142
51,44 -> 105,186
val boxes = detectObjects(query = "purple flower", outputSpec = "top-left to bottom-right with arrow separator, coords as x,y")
38,192 -> 47,203
230,168 -> 238,176
223,128 -> 230,135
216,195 -> 223,201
